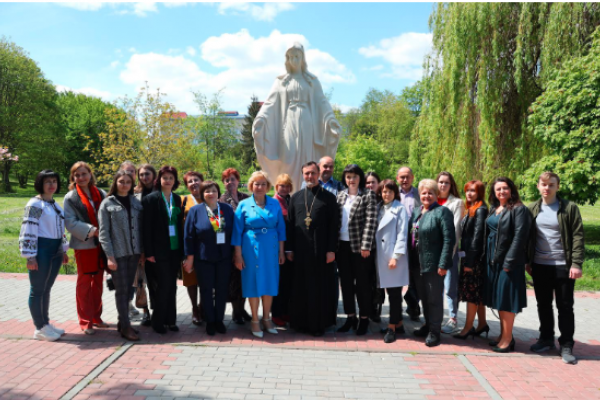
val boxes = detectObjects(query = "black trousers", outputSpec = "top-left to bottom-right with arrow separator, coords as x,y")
148,251 -> 179,329
404,267 -> 421,315
386,286 -> 404,325
531,263 -> 576,347
196,258 -> 231,324
414,269 -> 445,336
273,259 -> 294,318
112,255 -> 140,329
336,241 -> 374,317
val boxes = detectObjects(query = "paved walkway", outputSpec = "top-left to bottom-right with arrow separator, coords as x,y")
1,272 -> 599,400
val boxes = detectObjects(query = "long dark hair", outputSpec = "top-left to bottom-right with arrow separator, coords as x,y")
135,164 -> 156,194
436,171 -> 460,198
488,177 -> 522,210
108,170 -> 135,197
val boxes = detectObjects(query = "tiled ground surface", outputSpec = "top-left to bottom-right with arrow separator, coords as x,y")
1,272 -> 599,400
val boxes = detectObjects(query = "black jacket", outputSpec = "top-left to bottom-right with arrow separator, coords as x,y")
460,205 -> 488,269
485,204 -> 532,272
142,191 -> 184,263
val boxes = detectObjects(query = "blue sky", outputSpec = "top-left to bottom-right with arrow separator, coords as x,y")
0,2 -> 434,113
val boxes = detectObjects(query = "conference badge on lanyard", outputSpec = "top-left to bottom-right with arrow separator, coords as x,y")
163,192 -> 176,237
207,203 -> 226,244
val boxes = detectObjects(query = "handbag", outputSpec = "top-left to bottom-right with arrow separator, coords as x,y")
135,279 -> 148,309
133,265 -> 148,308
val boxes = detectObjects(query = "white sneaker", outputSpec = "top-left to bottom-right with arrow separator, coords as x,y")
441,318 -> 458,334
129,301 -> 140,316
48,323 -> 65,336
33,325 -> 60,342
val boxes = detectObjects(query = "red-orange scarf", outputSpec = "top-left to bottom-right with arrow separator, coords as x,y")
76,184 -> 102,227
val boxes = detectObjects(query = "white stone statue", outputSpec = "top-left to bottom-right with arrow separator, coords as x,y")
253,42 -> 342,192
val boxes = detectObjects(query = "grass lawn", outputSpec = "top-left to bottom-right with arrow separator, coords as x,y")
1,183 -> 599,291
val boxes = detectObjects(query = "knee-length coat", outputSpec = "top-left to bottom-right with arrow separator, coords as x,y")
375,199 -> 409,289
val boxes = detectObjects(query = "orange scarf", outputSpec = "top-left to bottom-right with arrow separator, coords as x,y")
76,184 -> 102,228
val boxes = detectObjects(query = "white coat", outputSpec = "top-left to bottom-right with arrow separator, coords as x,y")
375,199 -> 409,289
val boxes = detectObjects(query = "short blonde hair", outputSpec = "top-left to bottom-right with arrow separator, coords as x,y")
275,173 -> 293,192
248,171 -> 272,192
418,179 -> 439,196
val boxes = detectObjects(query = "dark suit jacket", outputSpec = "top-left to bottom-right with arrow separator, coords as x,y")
142,191 -> 184,262
184,202 -> 234,262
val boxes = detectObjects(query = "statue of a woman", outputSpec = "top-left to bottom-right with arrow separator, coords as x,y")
253,42 -> 342,192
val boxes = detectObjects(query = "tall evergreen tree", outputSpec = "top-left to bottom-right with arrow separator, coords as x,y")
240,95 -> 261,171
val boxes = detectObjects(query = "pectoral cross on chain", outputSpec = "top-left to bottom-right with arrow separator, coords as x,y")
304,216 -> 312,227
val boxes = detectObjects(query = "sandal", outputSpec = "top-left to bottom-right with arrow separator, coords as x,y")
192,307 -> 202,326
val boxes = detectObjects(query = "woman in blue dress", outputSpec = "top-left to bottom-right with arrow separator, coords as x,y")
232,171 -> 286,338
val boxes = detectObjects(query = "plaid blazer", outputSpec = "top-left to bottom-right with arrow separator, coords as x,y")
337,188 -> 378,253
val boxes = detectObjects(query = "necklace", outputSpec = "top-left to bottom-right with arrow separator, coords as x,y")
304,186 -> 322,228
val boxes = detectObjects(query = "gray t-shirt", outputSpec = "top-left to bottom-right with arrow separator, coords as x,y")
534,201 -> 567,265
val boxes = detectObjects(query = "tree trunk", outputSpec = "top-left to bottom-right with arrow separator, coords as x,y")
2,162 -> 11,193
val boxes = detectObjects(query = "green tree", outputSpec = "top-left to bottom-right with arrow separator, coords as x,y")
413,3 -> 600,187
89,83 -> 189,182
334,135 -> 395,181
522,26 -> 600,204
56,91 -> 118,178
0,37 -> 58,192
240,95 -> 261,171
190,90 -> 236,179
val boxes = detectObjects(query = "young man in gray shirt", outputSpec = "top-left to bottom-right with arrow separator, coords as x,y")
527,172 -> 585,365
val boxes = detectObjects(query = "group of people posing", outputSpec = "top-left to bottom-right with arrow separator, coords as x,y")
19,156 -> 584,365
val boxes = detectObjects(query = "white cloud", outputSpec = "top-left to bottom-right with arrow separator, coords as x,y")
216,2 -> 294,22
162,1 -> 189,8
128,47 -> 138,53
56,2 -> 158,17
186,46 -> 196,56
110,60 -> 120,68
359,32 -> 432,80
57,2 -> 104,11
332,104 -> 356,114
119,29 -> 355,113
56,84 -> 112,101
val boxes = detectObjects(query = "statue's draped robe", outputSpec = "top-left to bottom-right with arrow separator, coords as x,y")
253,73 -> 340,192
286,186 -> 340,333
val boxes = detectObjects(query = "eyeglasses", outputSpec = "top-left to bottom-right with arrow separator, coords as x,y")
140,173 -> 152,177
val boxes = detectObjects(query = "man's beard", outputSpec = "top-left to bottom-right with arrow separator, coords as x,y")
305,181 -> 317,188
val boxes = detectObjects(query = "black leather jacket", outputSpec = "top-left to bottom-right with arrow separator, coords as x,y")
485,204 -> 532,272
460,205 -> 488,269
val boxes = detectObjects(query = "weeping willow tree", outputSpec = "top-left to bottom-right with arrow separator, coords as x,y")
411,3 -> 600,186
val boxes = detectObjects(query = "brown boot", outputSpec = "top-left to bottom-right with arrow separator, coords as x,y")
120,326 -> 140,341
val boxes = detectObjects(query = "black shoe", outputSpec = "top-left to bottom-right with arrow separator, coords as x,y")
168,325 -> 179,332
313,330 -> 324,337
489,340 -> 499,347
370,315 -> 382,323
117,322 -> 139,335
141,312 -> 152,327
356,318 -> 369,336
380,324 -> 405,335
413,325 -> 429,337
242,310 -> 252,321
383,329 -> 396,344
215,321 -> 227,334
453,327 -> 476,340
474,325 -> 490,338
493,338 -> 515,353
233,317 -> 245,325
206,322 -> 216,336
425,332 -> 441,347
530,339 -> 556,353
337,315 -> 358,333
153,325 -> 167,334
407,308 -> 421,322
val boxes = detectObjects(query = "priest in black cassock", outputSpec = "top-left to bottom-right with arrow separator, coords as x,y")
286,161 -> 340,337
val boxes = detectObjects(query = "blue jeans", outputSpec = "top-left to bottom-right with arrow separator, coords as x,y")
444,253 -> 459,319
29,238 -> 63,329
